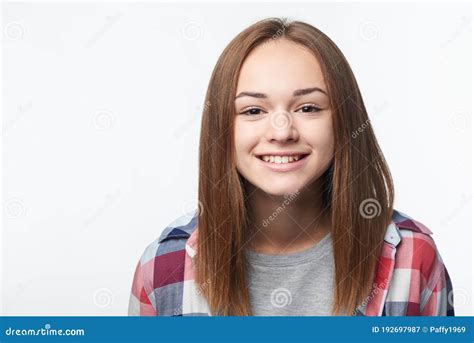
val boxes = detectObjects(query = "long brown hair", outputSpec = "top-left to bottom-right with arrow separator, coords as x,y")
195,17 -> 394,316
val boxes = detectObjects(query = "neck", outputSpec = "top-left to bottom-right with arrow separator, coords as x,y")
245,179 -> 331,254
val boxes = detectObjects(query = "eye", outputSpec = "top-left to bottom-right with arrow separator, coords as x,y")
296,104 -> 323,113
240,107 -> 265,116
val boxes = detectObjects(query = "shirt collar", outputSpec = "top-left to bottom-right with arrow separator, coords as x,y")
156,209 -> 433,259
383,209 -> 434,247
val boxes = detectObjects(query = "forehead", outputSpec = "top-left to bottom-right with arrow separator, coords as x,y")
236,39 -> 327,95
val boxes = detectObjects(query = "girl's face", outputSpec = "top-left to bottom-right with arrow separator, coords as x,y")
234,38 -> 335,196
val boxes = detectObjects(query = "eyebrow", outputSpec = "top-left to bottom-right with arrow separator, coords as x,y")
234,87 -> 327,100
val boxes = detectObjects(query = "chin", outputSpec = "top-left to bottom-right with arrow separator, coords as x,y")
258,181 -> 303,198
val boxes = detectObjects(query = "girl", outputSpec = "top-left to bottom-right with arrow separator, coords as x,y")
128,17 -> 454,316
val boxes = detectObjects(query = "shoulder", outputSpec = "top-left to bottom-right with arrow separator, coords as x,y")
390,209 -> 446,285
130,211 -> 199,316
391,209 -> 439,261
385,209 -> 454,315
139,211 -> 198,269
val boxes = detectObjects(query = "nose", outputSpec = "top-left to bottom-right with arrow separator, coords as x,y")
265,110 -> 299,142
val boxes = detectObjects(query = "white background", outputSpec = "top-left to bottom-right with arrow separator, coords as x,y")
1,1 -> 472,316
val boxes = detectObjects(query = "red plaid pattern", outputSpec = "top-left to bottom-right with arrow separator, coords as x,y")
128,209 -> 454,316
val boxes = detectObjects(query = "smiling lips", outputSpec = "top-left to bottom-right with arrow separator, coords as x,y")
259,155 -> 304,164
255,152 -> 310,172
256,152 -> 310,164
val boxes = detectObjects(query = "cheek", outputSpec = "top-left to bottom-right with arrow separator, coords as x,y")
302,118 -> 335,158
233,120 -> 259,164
318,129 -> 335,155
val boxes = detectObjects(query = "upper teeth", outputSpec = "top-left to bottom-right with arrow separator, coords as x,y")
260,155 -> 304,163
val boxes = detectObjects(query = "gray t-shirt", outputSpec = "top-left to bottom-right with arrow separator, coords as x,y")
244,232 -> 334,316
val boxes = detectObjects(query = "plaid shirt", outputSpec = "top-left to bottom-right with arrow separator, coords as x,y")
128,209 -> 455,316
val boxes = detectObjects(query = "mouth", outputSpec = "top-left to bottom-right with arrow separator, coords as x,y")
255,153 -> 310,164
254,153 -> 311,172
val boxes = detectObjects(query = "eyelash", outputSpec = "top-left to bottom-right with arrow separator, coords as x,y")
239,104 -> 323,115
